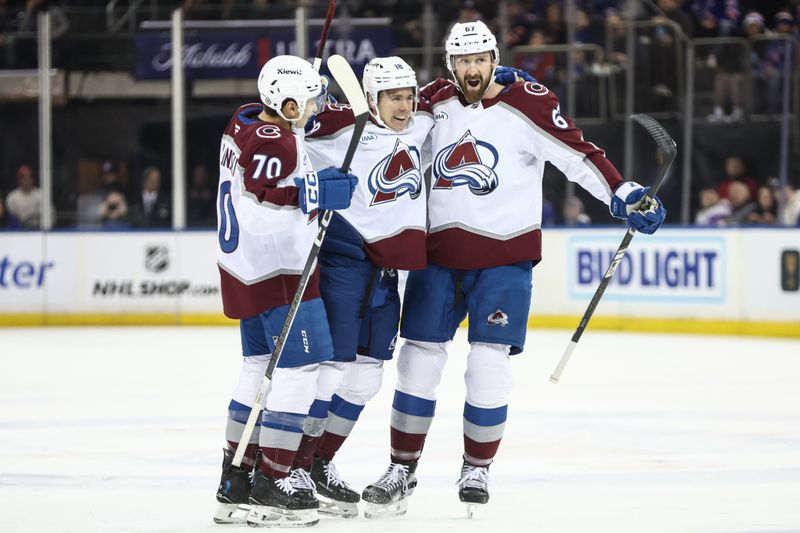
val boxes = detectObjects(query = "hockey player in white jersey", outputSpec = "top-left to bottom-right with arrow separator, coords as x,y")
212,55 -> 358,528
289,56 -> 433,518
360,21 -> 667,518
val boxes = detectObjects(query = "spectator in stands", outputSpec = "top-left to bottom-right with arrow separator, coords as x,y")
541,2 -> 566,44
563,196 -> 592,226
758,11 -> 798,114
716,156 -> 760,200
689,1 -> 741,46
777,181 -> 800,226
746,185 -> 778,224
76,160 -> 127,227
186,163 -> 215,227
726,180 -> 757,224
516,29 -> 556,84
0,190 -> 8,228
648,0 -> 694,106
604,9 -> 628,63
741,11 -> 770,115
445,0 -> 484,36
695,187 -> 732,226
97,161 -> 129,227
706,5 -> 748,123
128,166 -> 170,228
502,0 -> 536,48
5,164 -> 41,229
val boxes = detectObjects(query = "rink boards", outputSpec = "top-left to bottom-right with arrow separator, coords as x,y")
0,228 -> 798,336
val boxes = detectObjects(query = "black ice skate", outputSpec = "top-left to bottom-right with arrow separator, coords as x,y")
213,448 -> 252,524
310,456 -> 360,518
246,468 -> 319,527
457,461 -> 490,519
361,462 -> 417,518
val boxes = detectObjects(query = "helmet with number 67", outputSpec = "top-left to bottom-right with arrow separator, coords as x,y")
257,55 -> 323,124
444,21 -> 498,72
362,56 -> 419,129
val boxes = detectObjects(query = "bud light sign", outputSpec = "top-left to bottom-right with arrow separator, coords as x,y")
567,235 -> 726,303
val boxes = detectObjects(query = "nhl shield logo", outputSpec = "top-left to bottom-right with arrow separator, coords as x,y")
145,245 -> 169,273
487,309 -> 509,327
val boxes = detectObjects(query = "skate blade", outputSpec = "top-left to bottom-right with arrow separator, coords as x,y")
213,502 -> 250,524
246,505 -> 318,528
463,501 -> 487,519
317,495 -> 359,519
364,498 -> 408,519
465,502 -> 477,519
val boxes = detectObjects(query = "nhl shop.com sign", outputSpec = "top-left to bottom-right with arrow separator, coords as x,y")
92,243 -> 218,299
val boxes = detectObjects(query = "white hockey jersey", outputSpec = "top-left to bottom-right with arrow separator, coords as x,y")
304,103 -> 433,270
216,103 -> 321,319
422,80 -> 625,269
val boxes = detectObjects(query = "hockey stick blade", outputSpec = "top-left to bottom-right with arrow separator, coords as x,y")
630,113 -> 676,198
327,54 -> 369,172
549,115 -> 677,384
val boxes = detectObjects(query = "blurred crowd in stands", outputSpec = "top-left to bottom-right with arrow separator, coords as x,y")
0,157 -> 218,229
694,156 -> 800,227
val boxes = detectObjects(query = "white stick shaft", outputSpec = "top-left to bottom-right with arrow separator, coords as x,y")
231,376 -> 272,467
550,340 -> 577,384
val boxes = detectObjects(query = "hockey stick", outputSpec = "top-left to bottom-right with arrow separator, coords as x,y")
549,114 -> 677,384
312,0 -> 337,72
232,55 -> 369,468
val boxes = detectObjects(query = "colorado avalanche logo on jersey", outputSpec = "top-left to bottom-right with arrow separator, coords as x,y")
432,130 -> 499,195
367,138 -> 422,206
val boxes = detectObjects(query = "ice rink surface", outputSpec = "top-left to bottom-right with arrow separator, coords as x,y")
1,326 -> 798,533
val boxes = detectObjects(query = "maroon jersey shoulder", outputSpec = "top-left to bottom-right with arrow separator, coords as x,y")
498,82 -> 624,187
226,109 -> 299,207
306,103 -> 355,139
223,103 -> 262,137
237,124 -> 297,182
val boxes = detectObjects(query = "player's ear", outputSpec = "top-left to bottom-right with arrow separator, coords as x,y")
282,98 -> 300,120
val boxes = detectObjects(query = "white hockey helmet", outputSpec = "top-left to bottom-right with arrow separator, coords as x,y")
362,56 -> 419,129
257,55 -> 323,124
445,20 -> 499,71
